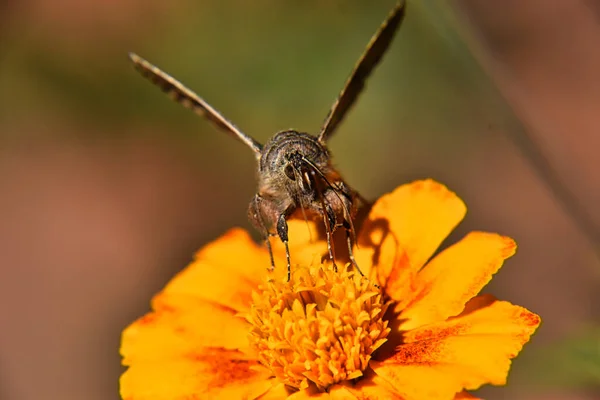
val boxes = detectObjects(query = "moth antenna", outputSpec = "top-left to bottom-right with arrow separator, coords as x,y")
318,1 -> 405,144
128,52 -> 263,158
293,168 -> 315,243
301,157 -> 358,243
312,171 -> 338,271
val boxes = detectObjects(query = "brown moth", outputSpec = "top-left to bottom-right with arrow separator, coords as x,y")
129,1 -> 405,281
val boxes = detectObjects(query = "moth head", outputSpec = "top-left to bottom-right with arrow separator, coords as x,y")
283,151 -> 315,194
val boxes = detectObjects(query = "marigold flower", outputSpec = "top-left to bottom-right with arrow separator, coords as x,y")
120,179 -> 541,400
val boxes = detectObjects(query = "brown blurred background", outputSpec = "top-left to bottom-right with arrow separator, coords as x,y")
1,1 -> 599,399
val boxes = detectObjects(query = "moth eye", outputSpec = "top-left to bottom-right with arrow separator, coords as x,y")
284,165 -> 296,180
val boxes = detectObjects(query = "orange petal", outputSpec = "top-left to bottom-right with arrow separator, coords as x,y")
355,180 -> 466,292
163,228 -> 270,312
333,370 -> 404,399
121,347 -> 274,400
255,383 -> 291,399
372,297 -> 541,399
328,386 -> 357,400
399,232 -> 516,330
286,386 -> 330,399
371,363 -> 464,400
121,293 -> 249,364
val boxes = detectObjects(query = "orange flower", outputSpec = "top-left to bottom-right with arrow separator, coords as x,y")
120,179 -> 541,400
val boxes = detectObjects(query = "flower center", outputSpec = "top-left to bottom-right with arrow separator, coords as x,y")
246,264 -> 390,391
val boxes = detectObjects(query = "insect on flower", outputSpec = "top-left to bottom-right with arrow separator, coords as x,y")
128,1 -> 405,281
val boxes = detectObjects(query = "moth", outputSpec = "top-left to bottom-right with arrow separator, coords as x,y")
129,1 -> 405,280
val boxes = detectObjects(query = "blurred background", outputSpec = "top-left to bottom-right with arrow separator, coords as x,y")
1,0 -> 599,399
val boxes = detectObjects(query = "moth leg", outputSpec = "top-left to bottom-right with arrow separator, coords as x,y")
276,211 -> 292,282
248,194 -> 276,271
264,233 -> 276,272
324,204 -> 338,272
344,219 -> 379,288
344,221 -> 363,276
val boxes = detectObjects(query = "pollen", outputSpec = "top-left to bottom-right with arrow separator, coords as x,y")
246,264 -> 390,391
